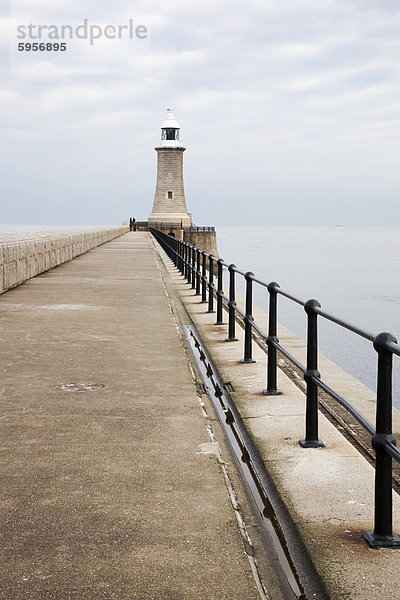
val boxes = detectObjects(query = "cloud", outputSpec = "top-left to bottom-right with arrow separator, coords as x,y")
2,0 -> 400,226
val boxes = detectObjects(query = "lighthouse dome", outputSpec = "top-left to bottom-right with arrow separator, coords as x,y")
162,109 -> 180,129
158,108 -> 185,149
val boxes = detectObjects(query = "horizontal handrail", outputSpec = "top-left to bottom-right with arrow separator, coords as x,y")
150,227 -> 400,549
387,340 -> 400,358
274,341 -> 306,374
315,377 -> 375,436
314,307 -> 375,341
135,221 -> 215,231
191,224 -> 216,232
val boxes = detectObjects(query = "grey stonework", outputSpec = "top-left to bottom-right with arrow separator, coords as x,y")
149,148 -> 191,227
183,230 -> 219,258
0,226 -> 128,294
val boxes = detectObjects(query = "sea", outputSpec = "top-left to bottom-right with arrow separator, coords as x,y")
217,226 -> 400,409
0,224 -> 91,236
2,224 -> 400,408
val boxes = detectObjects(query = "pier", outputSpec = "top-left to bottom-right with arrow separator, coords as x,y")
2,228 -> 400,599
0,232 -> 283,600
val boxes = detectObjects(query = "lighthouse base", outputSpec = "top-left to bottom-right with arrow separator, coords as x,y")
148,213 -> 191,228
183,230 -> 219,258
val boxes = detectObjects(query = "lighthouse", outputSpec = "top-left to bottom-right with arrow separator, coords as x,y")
148,109 -> 192,230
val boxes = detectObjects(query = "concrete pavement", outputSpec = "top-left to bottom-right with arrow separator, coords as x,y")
0,232 -> 283,600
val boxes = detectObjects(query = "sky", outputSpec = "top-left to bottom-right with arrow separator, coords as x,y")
1,0 -> 400,226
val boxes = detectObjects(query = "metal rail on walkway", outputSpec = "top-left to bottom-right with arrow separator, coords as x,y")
135,221 -> 215,232
151,227 -> 400,549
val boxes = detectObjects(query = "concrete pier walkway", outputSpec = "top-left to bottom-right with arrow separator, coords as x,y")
0,232 -> 282,600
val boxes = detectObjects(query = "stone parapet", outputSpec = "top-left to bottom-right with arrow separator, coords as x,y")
183,230 -> 219,257
0,226 -> 128,294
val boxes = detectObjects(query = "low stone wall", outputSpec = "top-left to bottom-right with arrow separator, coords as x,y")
183,230 -> 219,257
0,226 -> 128,294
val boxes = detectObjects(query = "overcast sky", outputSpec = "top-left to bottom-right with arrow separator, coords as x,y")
1,0 -> 400,226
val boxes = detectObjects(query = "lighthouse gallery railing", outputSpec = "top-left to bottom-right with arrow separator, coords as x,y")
150,226 -> 400,550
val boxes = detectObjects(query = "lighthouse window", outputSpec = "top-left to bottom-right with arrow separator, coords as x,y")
168,191 -> 173,199
165,128 -> 176,140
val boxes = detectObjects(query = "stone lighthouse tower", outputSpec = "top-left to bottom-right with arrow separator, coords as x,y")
148,109 -> 191,230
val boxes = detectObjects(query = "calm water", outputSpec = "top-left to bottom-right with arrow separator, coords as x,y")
217,226 -> 400,406
0,224 -> 81,236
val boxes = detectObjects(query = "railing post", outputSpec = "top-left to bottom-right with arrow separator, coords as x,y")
363,332 -> 400,548
215,259 -> 225,325
225,264 -> 238,342
240,272 -> 256,363
181,240 -> 186,276
183,243 -> 188,279
180,239 -> 185,274
196,249 -> 201,295
177,239 -> 182,273
174,237 -> 179,269
191,245 -> 196,289
166,235 -> 172,260
185,244 -> 189,282
300,299 -> 325,448
172,237 -> 178,265
207,255 -> 215,313
263,282 -> 282,395
201,251 -> 207,303
186,245 -> 192,285
176,239 -> 181,274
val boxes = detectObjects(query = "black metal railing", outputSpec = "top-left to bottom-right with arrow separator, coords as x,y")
150,227 -> 400,549
136,221 -> 183,229
134,221 -> 215,232
191,224 -> 216,232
